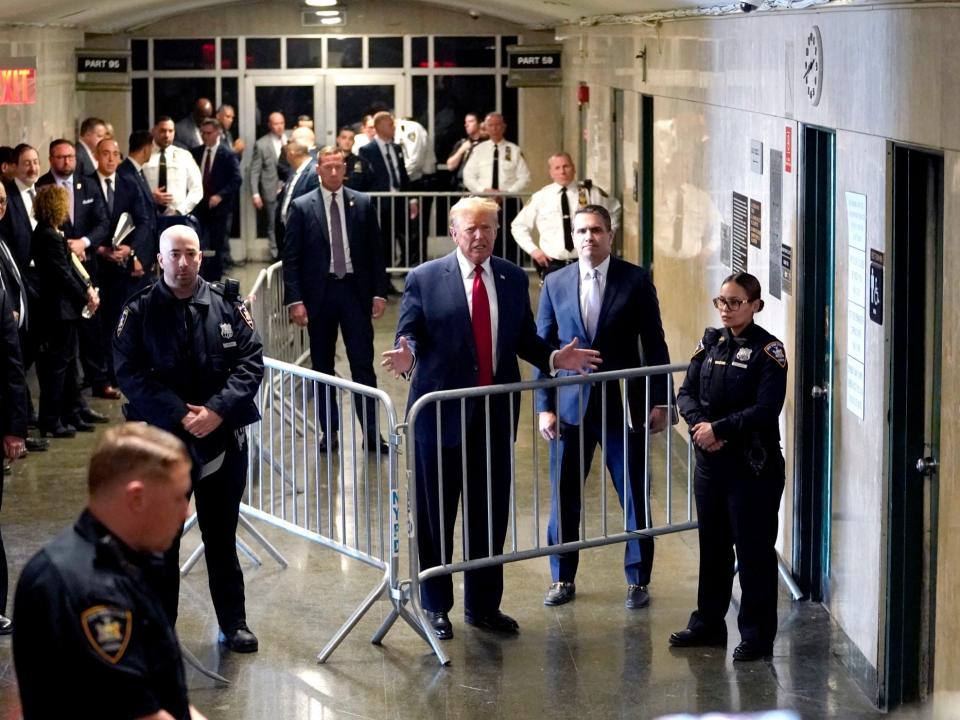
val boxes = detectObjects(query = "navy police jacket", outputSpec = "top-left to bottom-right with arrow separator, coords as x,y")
13,510 -> 190,720
677,321 -> 787,464
113,277 -> 263,455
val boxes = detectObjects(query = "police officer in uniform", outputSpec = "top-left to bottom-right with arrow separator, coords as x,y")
114,224 -> 264,653
13,423 -> 207,720
670,271 -> 787,662
512,152 -> 622,284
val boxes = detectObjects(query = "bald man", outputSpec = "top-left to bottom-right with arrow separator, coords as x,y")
249,112 -> 290,260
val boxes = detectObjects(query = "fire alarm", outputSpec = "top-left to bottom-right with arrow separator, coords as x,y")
577,83 -> 589,105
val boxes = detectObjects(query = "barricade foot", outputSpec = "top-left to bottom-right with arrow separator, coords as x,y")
238,512 -> 289,569
371,607 -> 400,645
236,537 -> 263,567
317,572 -> 389,663
180,543 -> 205,577
180,642 -> 230,685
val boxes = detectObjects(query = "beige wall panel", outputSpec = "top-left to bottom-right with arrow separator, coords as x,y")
0,27 -> 84,149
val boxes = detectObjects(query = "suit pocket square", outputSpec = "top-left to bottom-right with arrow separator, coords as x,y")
82,198 -> 95,204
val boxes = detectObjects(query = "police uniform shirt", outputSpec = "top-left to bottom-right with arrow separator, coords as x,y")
394,119 -> 436,182
12,510 -> 191,720
512,181 -> 623,262
143,144 -> 203,216
462,139 -> 531,194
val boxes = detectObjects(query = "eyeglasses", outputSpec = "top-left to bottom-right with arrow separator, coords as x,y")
713,296 -> 749,311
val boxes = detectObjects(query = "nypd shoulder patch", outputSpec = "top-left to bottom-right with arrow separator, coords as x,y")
238,303 -> 255,330
116,307 -> 130,337
764,341 -> 787,368
81,604 -> 133,664
692,339 -> 705,359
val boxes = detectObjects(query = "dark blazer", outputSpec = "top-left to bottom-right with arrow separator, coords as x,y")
357,140 -> 410,192
395,251 -> 554,447
282,185 -> 390,316
190,143 -> 242,215
274,160 -> 319,246
75,144 -> 97,178
0,237 -> 25,322
117,158 -> 159,255
36,172 -> 110,252
535,256 -> 671,426
0,289 -> 27,437
95,169 -> 157,271
0,180 -> 37,291
31,223 -> 89,323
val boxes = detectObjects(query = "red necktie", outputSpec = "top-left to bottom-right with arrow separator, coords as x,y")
472,265 -> 493,386
202,148 -> 213,197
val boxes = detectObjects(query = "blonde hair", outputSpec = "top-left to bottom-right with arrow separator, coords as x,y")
88,423 -> 191,497
449,196 -> 500,232
34,184 -> 70,227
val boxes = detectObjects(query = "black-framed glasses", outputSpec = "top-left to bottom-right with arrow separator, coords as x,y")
713,296 -> 748,311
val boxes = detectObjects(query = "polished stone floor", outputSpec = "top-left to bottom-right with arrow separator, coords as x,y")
0,263 -> 955,719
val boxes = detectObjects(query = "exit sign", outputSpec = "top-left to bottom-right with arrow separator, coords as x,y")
0,58 -> 37,106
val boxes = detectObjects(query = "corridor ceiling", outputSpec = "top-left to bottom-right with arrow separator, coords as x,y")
0,0 -> 705,33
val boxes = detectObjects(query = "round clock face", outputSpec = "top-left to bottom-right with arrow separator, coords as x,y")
804,25 -> 823,106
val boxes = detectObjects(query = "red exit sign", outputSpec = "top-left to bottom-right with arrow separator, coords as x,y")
0,58 -> 37,106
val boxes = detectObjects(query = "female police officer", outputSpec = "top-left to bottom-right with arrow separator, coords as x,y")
669,272 -> 787,661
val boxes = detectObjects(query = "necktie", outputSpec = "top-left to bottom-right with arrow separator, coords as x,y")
329,192 -> 347,279
202,149 -> 213,197
385,145 -> 401,190
280,171 -> 296,223
61,179 -> 74,225
105,178 -> 115,216
560,187 -> 573,252
471,265 -> 493,386
583,268 -> 602,342
491,145 -> 499,190
158,148 -> 168,188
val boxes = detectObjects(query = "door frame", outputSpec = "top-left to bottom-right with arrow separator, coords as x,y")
793,124 -> 836,602
321,71 -> 406,148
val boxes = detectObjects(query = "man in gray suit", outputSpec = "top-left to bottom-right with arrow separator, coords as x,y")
249,112 -> 289,260
175,98 -> 213,151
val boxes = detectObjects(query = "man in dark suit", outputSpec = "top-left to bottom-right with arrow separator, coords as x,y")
75,117 -> 107,178
274,139 -> 318,253
284,146 -> 391,451
93,136 -> 156,385
535,205 -> 671,610
37,139 -> 115,402
191,119 -> 242,282
175,97 -> 213,151
381,196 -> 601,641
357,111 -> 419,268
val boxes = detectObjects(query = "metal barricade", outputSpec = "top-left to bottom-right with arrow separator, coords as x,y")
374,363 -> 696,665
244,357 -> 404,662
368,191 -> 531,272
246,261 -> 309,364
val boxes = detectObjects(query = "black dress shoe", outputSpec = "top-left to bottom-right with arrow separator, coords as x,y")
220,625 -> 259,653
732,641 -> 772,662
425,610 -> 453,640
69,418 -> 95,432
41,424 -> 76,439
464,609 -> 519,634
365,438 -> 390,454
25,437 -> 49,452
0,615 -> 11,635
543,581 -> 576,606
78,408 -> 109,424
625,584 -> 650,609
318,433 -> 339,452
668,627 -> 728,648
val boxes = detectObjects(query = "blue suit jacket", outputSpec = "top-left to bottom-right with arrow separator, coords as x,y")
0,180 -> 36,293
282,185 -> 390,315
274,160 -> 320,243
97,166 -> 157,270
191,143 -> 242,215
396,251 -> 554,447
357,141 -> 410,192
535,256 -> 671,427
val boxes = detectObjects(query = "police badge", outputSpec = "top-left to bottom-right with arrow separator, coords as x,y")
219,322 -> 234,340
81,605 -> 132,664
505,145 -> 512,162
736,347 -> 752,362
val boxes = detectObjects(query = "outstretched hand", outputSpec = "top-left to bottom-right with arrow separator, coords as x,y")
381,336 -> 413,378
554,337 -> 601,375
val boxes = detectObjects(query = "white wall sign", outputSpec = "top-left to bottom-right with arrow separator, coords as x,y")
845,191 -> 868,421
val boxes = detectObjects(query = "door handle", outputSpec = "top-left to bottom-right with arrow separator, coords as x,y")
915,456 -> 938,476
810,383 -> 829,399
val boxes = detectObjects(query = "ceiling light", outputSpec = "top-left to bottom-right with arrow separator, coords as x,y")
305,0 -> 337,6
320,15 -> 343,24
314,9 -> 339,15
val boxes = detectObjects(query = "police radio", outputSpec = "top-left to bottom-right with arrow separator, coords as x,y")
212,278 -> 241,302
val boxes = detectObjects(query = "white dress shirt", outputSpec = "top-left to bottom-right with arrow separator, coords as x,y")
456,249 -> 500,372
375,137 -> 403,190
143,143 -> 203,216
280,159 -> 310,222
395,119 -> 436,181
14,178 -> 37,231
199,141 -> 219,178
579,255 -> 610,335
462,139 -> 531,194
319,185 -> 353,275
512,182 -> 623,261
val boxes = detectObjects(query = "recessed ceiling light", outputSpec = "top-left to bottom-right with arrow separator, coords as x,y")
320,15 -> 343,24
314,9 -> 339,15
305,0 -> 337,6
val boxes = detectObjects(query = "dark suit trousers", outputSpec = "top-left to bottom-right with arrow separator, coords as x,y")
161,430 -> 248,632
307,275 -> 380,442
0,468 -> 6,615
36,319 -> 84,431
416,400 -> 512,616
195,204 -> 229,282
688,449 -> 784,649
546,399 -> 654,586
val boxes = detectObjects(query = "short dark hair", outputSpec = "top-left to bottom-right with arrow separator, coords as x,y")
80,117 -> 106,136
200,117 -> 222,132
0,146 -> 14,165
88,423 -> 191,497
128,130 -> 154,154
154,115 -> 174,126
722,272 -> 765,311
297,114 -> 313,123
574,204 -> 612,233
337,126 -> 355,135
13,144 -> 36,163
48,138 -> 74,156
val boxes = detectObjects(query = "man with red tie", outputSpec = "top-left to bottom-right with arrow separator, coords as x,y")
382,196 -> 601,641
191,119 -> 241,281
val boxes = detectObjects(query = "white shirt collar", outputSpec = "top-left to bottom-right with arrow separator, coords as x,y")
456,249 -> 492,280
14,178 -> 33,193
98,171 -> 116,183
580,254 -> 611,279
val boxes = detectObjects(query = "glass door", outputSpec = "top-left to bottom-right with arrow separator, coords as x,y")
323,73 -> 405,148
